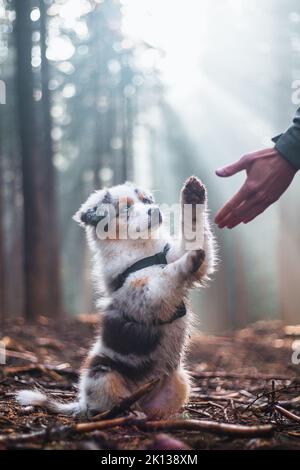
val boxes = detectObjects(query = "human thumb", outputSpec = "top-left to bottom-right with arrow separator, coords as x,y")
216,157 -> 247,177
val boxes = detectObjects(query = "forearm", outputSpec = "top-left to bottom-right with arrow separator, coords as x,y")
272,108 -> 300,170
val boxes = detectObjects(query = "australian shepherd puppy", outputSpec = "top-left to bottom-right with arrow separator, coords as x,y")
16,176 -> 216,418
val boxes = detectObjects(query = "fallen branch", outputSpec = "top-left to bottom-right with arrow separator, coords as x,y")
192,371 -> 293,381
0,425 -> 72,445
275,405 -> 300,424
0,416 -> 274,447
243,382 -> 300,413
4,364 -> 42,376
0,416 -> 133,446
185,407 -> 212,418
239,397 -> 300,412
4,364 -> 67,382
3,350 -> 38,363
75,416 -> 133,433
91,378 -> 160,421
192,388 -> 241,397
134,419 -> 275,438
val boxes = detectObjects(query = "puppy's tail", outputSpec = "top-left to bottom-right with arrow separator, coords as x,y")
15,389 -> 81,416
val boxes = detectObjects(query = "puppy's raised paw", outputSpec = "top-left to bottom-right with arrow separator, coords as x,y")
181,176 -> 206,205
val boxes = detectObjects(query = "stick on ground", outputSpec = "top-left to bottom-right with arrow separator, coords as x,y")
134,419 -> 275,438
0,417 -> 134,445
275,405 -> 300,424
91,378 -> 160,421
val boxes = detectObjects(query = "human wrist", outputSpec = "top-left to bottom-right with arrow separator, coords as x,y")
272,133 -> 300,172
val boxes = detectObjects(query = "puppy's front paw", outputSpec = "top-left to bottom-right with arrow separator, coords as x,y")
186,249 -> 206,273
181,176 -> 206,205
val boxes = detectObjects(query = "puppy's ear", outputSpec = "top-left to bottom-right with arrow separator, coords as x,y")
73,190 -> 113,228
72,205 -> 94,227
72,207 -> 98,227
72,208 -> 84,226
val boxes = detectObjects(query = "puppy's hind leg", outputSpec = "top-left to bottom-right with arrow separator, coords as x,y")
140,367 -> 190,419
80,356 -> 131,418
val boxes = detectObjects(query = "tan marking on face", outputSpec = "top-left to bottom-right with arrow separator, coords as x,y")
137,192 -> 146,202
119,196 -> 134,207
131,276 -> 149,288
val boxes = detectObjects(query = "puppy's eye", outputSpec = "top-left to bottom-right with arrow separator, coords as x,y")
143,197 -> 152,204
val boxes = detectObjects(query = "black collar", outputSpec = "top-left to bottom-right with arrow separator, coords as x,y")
110,243 -> 186,325
110,243 -> 171,292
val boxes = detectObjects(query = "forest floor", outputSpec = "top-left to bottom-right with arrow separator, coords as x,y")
0,316 -> 300,450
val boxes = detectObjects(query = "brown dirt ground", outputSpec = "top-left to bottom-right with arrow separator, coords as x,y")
0,316 -> 300,450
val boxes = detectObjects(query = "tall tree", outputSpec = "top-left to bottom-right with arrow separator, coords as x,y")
15,0 -> 61,320
0,157 -> 4,322
39,0 -> 61,317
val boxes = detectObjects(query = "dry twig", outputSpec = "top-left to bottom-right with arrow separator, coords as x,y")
0,417 -> 134,445
75,416 -> 134,433
3,364 -> 69,382
91,378 -> 160,421
134,419 -> 275,438
192,371 -> 293,381
275,405 -> 300,424
243,382 -> 300,413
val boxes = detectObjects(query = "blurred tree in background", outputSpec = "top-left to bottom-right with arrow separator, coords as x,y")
15,0 -> 61,320
0,0 -> 24,320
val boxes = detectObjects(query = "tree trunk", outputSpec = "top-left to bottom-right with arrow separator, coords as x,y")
0,156 -> 5,323
39,0 -> 62,317
15,0 -> 50,320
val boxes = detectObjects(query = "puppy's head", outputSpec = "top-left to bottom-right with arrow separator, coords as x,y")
73,182 -> 162,240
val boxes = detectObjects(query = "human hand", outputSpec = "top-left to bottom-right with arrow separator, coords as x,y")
215,147 -> 297,229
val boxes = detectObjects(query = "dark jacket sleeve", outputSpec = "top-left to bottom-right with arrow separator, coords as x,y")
272,108 -> 300,170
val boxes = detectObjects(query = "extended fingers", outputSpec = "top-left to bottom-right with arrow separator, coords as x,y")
242,202 -> 270,224
215,147 -> 283,229
215,182 -> 252,227
216,188 -> 274,229
219,198 -> 258,229
223,198 -> 271,228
